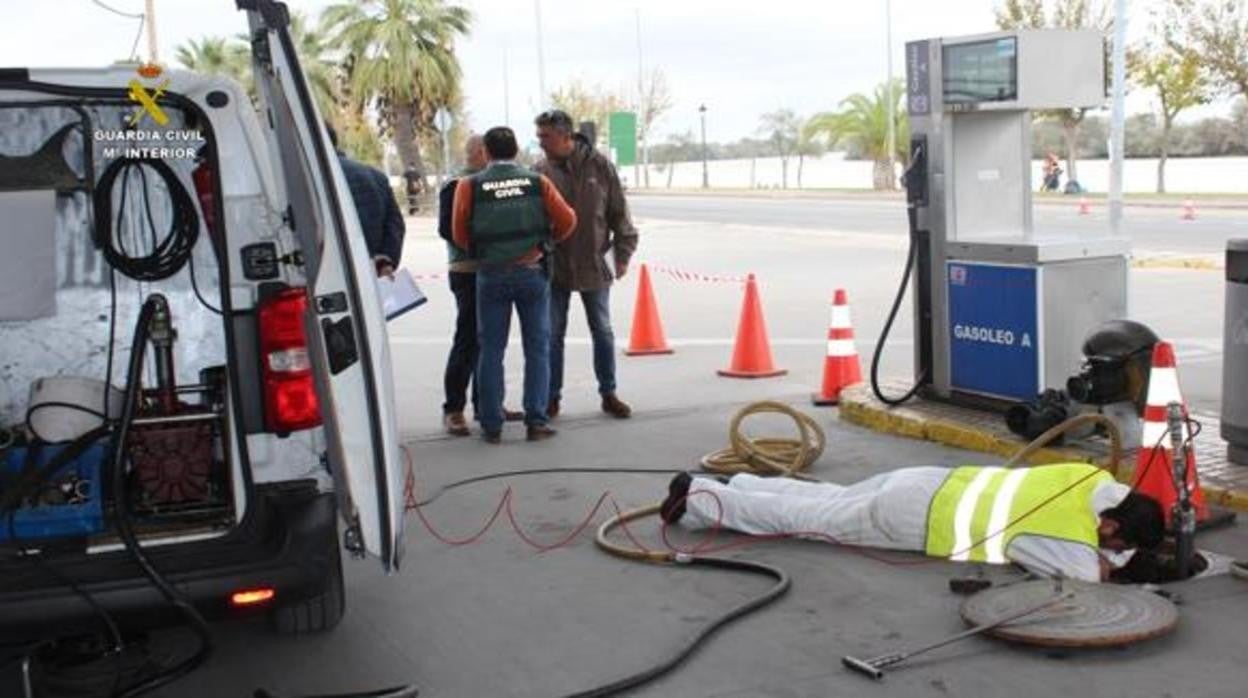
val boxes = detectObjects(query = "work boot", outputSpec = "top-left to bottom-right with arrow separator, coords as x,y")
503,408 -> 525,422
526,424 -> 557,442
660,472 -> 693,524
444,412 -> 470,437
547,397 -> 560,419
601,393 -> 632,419
481,430 -> 501,445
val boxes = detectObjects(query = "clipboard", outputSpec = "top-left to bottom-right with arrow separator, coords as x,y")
375,268 -> 427,321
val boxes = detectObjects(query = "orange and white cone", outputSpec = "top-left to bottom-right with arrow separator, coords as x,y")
1133,341 -> 1208,525
812,289 -> 863,406
1078,197 -> 1091,215
1181,199 -> 1197,221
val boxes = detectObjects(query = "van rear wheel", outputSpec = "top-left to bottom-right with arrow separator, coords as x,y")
270,542 -> 345,635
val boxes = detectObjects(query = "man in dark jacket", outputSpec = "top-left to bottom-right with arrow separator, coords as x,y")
327,123 -> 404,276
534,110 -> 639,420
438,135 -> 523,436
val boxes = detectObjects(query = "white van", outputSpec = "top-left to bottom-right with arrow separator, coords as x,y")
0,0 -> 404,645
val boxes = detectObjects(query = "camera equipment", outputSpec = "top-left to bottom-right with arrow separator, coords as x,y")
1065,320 -> 1159,409
1005,389 -> 1073,442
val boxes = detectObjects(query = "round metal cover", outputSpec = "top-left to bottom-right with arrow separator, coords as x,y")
959,580 -> 1179,648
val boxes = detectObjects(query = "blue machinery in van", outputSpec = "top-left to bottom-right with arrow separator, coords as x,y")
878,29 -> 1129,408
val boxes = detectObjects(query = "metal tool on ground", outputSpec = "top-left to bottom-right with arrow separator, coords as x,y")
842,591 -> 1075,680
959,579 -> 1179,648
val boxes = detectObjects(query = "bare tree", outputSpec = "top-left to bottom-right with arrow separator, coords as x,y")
636,68 -> 674,187
757,109 -> 801,189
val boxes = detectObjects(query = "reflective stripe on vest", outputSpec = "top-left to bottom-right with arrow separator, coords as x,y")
925,463 -> 1112,564
469,162 -> 549,264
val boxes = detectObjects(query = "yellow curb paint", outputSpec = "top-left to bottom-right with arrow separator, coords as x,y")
840,394 -> 1248,513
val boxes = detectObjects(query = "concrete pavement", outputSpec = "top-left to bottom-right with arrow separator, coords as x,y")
154,196 -> 1246,697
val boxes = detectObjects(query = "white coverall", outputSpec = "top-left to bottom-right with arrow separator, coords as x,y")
681,469 -> 1134,582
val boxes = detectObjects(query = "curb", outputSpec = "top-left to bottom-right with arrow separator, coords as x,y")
838,384 -> 1248,513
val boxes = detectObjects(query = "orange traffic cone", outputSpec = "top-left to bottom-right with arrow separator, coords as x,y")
718,274 -> 786,379
625,264 -> 673,356
1181,199 -> 1197,221
812,289 -> 863,405
1133,341 -> 1208,525
1078,197 -> 1091,215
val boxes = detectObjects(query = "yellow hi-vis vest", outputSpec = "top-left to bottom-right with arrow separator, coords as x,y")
925,463 -> 1112,563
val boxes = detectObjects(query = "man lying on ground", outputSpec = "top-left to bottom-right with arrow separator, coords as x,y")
660,462 -> 1165,583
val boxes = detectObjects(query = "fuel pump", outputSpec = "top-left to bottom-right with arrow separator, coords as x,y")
878,30 -> 1130,410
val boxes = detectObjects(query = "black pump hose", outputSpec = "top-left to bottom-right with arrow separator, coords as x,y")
110,298 -> 213,698
869,202 -> 929,406
564,555 -> 791,698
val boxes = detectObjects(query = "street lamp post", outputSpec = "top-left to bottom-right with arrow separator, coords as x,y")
699,104 -> 708,189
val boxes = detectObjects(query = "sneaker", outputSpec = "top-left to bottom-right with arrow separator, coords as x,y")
444,412 -> 470,437
482,431 -> 502,445
503,408 -> 525,422
660,472 -> 693,524
547,397 -> 560,419
601,393 -> 632,419
526,424 -> 557,442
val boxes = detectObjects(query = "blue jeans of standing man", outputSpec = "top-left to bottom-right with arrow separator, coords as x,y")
476,266 -> 552,435
549,285 -> 616,403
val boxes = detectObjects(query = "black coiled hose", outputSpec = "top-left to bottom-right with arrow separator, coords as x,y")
93,157 -> 199,282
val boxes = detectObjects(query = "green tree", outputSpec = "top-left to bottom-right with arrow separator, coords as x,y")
175,36 -> 249,90
806,80 -> 909,190
756,109 -> 801,189
550,80 -> 627,149
324,0 -> 472,190
1173,1 -> 1248,111
995,0 -> 1111,187
1129,31 -> 1209,192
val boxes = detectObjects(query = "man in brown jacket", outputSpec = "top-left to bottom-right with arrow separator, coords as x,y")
534,110 -> 639,419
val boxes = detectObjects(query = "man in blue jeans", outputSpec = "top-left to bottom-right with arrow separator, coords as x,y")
452,127 -> 577,443
535,110 -> 639,419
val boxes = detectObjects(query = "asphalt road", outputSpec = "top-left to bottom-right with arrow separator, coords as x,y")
630,194 -> 1248,255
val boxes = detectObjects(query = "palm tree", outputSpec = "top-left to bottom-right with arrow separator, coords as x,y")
323,0 -> 471,188
806,80 -> 908,190
288,11 -> 340,117
175,37 -> 249,89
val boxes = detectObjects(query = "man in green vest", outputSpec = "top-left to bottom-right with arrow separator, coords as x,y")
438,134 -> 523,436
452,127 -> 577,443
659,463 -> 1165,582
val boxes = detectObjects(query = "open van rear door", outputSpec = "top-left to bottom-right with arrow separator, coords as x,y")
239,0 -> 404,571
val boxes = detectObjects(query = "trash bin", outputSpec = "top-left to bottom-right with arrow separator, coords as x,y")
1222,239 -> 1248,465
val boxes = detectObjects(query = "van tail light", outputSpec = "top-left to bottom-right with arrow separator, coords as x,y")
258,288 -> 322,432
230,587 -> 276,608
191,160 -> 217,239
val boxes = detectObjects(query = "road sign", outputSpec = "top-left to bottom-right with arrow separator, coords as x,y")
608,111 -> 637,166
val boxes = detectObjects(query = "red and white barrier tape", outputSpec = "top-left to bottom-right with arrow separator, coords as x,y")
647,264 -> 746,284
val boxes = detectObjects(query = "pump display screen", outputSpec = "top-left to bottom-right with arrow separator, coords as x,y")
943,37 -> 1018,104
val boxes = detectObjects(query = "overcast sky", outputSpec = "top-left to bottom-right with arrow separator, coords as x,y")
2,0 -> 1232,144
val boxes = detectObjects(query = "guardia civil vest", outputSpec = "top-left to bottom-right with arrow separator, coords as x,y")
469,162 -> 550,264
925,463 -> 1112,563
